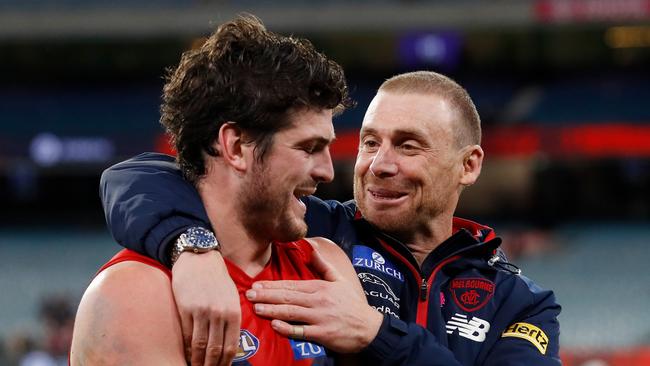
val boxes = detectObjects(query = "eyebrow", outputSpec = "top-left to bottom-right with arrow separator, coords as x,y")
296,134 -> 336,146
360,127 -> 427,140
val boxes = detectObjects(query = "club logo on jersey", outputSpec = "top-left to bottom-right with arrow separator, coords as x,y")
359,272 -> 400,309
446,313 -> 491,342
289,339 -> 327,360
502,322 -> 549,355
352,245 -> 404,282
440,291 -> 446,307
450,277 -> 495,312
233,329 -> 259,362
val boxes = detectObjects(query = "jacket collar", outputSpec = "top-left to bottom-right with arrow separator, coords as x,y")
353,209 -> 502,272
353,208 -> 497,246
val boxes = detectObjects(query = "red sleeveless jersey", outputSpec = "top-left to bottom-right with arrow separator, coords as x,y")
98,240 -> 331,366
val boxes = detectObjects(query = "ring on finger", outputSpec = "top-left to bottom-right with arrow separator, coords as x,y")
292,325 -> 305,340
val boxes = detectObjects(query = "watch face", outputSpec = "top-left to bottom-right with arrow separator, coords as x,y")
185,227 -> 218,249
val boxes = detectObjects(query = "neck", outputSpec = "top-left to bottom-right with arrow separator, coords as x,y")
196,176 -> 273,278
392,214 -> 454,267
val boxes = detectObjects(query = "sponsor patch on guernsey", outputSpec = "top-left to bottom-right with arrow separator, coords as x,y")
234,329 -> 259,361
352,245 -> 404,282
289,339 -> 327,360
502,322 -> 549,355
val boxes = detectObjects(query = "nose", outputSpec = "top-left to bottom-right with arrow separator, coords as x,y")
312,147 -> 335,183
369,144 -> 398,177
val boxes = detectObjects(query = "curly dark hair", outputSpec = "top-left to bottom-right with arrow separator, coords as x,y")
161,14 -> 352,183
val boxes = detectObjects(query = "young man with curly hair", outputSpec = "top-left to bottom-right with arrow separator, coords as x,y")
70,15 -> 372,366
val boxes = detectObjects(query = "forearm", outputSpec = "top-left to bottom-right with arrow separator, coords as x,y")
362,316 -> 463,366
100,152 -> 211,265
364,304 -> 561,366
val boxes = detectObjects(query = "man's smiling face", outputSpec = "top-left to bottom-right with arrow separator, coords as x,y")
353,91 -> 465,238
239,107 -> 335,243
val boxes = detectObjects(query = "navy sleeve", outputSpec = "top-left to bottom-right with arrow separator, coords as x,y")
364,315 -> 463,366
100,153 -> 353,266
100,152 -> 211,267
482,280 -> 562,366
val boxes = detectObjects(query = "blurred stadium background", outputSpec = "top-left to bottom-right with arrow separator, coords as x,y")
1,0 -> 650,365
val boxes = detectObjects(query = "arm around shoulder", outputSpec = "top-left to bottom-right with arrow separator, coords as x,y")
100,152 -> 211,265
70,261 -> 186,366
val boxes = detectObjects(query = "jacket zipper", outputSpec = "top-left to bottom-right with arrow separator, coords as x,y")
420,278 -> 428,301
376,232 -> 491,327
417,255 -> 461,326
377,238 -> 464,326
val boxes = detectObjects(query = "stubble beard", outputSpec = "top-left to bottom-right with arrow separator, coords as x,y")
353,176 -> 443,238
238,164 -> 307,244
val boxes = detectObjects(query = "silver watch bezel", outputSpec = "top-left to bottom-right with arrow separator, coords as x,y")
170,227 -> 219,266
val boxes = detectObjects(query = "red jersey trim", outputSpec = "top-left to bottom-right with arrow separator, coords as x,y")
97,249 -> 171,280
96,240 -> 316,282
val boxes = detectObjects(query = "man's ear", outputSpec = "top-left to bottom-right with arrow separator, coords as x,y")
459,145 -> 484,186
216,122 -> 249,173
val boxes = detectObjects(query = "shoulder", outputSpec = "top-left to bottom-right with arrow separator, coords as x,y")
514,273 -> 559,308
304,237 -> 350,267
488,270 -> 561,326
89,260 -> 173,303
70,261 -> 184,365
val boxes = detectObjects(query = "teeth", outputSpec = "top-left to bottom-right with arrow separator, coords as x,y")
294,188 -> 315,198
372,190 -> 403,199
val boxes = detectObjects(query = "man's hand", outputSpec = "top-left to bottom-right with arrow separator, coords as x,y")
245,248 -> 383,353
172,251 -> 241,366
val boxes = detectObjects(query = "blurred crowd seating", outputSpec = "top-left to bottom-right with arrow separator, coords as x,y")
0,0 -> 449,11
2,73 -> 649,140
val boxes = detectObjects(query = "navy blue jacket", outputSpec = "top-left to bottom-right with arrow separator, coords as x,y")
101,153 -> 562,366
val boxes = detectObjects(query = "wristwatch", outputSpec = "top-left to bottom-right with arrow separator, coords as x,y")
170,227 -> 220,266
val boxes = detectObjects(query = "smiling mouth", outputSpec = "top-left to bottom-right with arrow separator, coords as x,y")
293,187 -> 316,200
368,189 -> 407,200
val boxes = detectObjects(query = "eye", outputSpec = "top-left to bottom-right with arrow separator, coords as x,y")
300,141 -> 326,155
398,140 -> 421,153
301,145 -> 317,154
360,137 -> 379,152
302,145 -> 315,154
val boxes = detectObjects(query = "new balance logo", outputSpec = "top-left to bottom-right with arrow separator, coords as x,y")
446,313 -> 490,342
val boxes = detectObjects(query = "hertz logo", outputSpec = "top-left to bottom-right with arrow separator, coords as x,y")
502,322 -> 549,355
